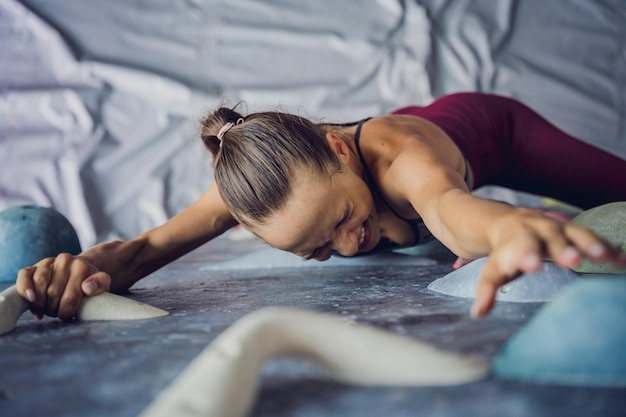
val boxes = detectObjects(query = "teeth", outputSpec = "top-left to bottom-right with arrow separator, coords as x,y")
359,225 -> 365,246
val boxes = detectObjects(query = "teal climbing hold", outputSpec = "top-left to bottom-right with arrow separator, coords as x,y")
0,205 -> 81,282
492,275 -> 626,387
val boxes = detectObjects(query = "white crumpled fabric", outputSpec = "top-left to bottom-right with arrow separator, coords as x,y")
0,0 -> 432,246
1,0 -> 624,248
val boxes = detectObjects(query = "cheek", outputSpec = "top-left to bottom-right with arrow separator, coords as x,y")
357,184 -> 375,217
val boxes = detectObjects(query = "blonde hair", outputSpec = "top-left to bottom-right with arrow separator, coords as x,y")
200,106 -> 341,226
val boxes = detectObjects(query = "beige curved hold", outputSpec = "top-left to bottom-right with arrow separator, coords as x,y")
76,292 -> 169,321
0,285 -> 168,336
140,307 -> 488,417
0,286 -> 28,335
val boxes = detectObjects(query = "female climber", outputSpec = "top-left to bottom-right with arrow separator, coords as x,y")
15,92 -> 626,320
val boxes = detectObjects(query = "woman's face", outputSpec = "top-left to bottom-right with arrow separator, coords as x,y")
251,168 -> 380,260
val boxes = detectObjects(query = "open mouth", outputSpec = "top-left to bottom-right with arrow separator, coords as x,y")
358,221 -> 371,251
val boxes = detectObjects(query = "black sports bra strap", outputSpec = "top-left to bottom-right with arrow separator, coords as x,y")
354,118 -> 380,195
354,117 -> 435,247
354,117 -> 408,221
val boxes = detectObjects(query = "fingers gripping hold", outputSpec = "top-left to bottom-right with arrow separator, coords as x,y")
15,254 -> 111,320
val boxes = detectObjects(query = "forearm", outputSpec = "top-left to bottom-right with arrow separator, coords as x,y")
78,185 -> 238,291
76,236 -> 174,292
431,189 -> 521,258
79,219 -> 236,292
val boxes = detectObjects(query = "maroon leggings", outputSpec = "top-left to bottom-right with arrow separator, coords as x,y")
392,92 -> 626,209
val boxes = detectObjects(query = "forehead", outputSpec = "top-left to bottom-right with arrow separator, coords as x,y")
252,171 -> 341,251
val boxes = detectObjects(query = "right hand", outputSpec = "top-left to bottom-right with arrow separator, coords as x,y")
15,253 -> 111,321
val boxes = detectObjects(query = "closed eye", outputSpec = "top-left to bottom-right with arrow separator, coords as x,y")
304,205 -> 353,260
337,206 -> 353,229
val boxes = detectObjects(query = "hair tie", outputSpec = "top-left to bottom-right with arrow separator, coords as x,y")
216,118 -> 244,148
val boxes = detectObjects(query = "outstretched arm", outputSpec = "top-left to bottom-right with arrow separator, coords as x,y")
423,187 -> 624,317
388,129 -> 626,318
15,183 -> 237,320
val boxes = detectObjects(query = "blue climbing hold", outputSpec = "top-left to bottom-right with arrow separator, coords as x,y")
492,275 -> 626,387
0,205 -> 82,282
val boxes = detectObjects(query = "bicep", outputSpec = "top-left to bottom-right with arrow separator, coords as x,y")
391,139 -> 469,211
389,145 -> 471,253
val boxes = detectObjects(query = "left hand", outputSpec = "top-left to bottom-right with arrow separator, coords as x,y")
471,209 -> 626,318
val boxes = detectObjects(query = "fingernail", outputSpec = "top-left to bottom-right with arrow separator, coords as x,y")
524,254 -> 541,270
470,302 -> 480,319
589,243 -> 604,258
561,246 -> 579,263
470,298 -> 484,319
31,312 -> 43,321
25,289 -> 36,303
82,281 -> 97,295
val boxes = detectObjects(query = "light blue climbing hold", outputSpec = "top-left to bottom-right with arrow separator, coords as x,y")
0,205 -> 82,282
427,257 -> 580,303
492,275 -> 626,387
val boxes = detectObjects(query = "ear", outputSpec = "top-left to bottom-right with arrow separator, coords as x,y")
325,132 -> 352,164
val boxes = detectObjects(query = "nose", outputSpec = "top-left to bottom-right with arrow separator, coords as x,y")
332,225 -> 360,257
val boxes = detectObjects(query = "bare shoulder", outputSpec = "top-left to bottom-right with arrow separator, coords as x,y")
361,114 -> 466,176
356,114 -> 469,218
